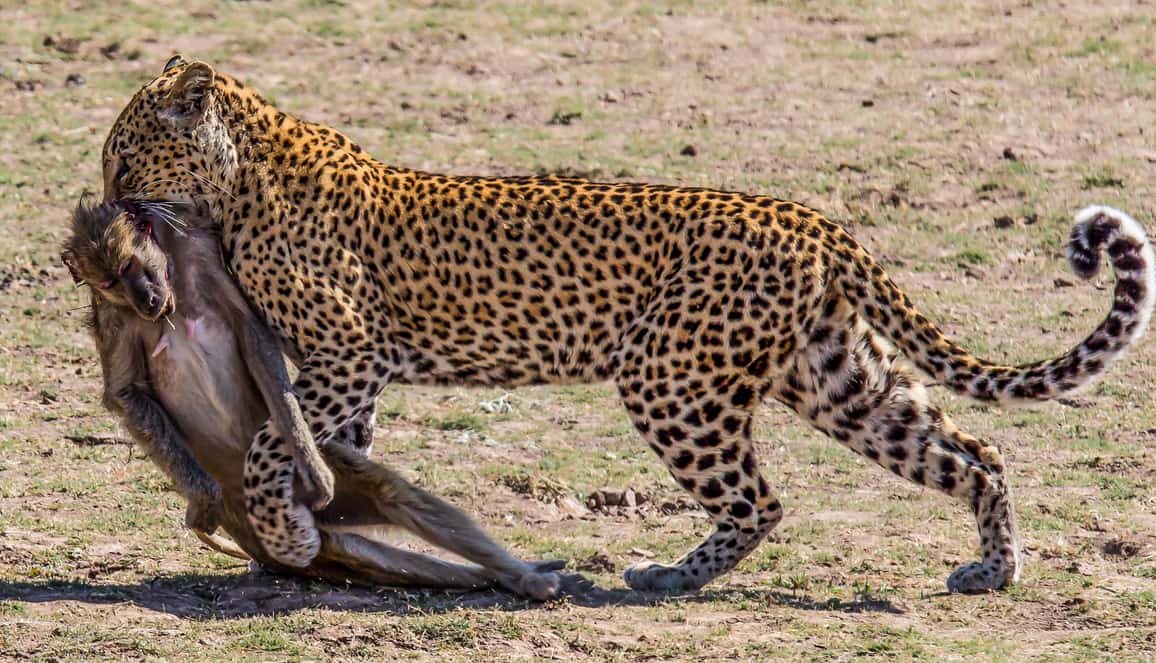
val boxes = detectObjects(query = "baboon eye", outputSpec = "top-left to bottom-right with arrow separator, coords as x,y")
134,214 -> 152,235
96,279 -> 115,289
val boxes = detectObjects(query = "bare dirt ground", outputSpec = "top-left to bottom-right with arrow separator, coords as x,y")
1,1 -> 1154,660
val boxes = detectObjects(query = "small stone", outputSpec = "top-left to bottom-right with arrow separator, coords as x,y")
586,491 -> 605,509
1023,213 -> 1038,225
547,110 -> 581,126
555,495 -> 590,520
1002,147 -> 1018,161
623,489 -> 638,508
598,488 -> 624,506
861,99 -> 875,108
1063,596 -> 1087,608
1102,539 -> 1140,558
575,551 -> 615,573
1053,277 -> 1074,288
680,144 -> 697,157
993,215 -> 1015,229
64,73 -> 85,87
44,34 -> 83,55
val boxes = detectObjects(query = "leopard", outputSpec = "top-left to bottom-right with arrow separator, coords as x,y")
100,55 -> 1154,593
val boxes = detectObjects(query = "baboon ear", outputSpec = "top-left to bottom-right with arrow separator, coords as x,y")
61,249 -> 81,283
162,54 -> 187,73
159,61 -> 216,126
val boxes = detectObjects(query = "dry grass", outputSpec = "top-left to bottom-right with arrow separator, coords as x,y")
1,1 -> 1154,660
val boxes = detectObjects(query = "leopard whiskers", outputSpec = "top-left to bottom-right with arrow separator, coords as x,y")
176,165 -> 236,201
135,199 -> 188,235
132,179 -> 193,204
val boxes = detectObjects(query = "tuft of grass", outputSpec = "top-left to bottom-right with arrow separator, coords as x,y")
1081,171 -> 1125,189
422,411 -> 486,431
1066,37 -> 1123,57
955,248 -> 991,265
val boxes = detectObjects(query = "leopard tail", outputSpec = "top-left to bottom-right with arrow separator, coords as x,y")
829,205 -> 1154,403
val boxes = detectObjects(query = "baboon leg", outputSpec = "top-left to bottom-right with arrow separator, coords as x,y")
323,444 -> 564,600
317,530 -> 497,590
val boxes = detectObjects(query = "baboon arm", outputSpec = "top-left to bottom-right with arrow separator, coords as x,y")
94,301 -> 220,522
112,384 -> 214,497
235,309 -> 334,509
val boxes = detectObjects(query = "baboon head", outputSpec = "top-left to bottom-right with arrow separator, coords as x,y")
62,198 -> 175,321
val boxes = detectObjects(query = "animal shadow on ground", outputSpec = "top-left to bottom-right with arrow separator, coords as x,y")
0,569 -> 903,619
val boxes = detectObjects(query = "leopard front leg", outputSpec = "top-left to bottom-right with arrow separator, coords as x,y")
617,378 -> 780,591
244,353 -> 385,567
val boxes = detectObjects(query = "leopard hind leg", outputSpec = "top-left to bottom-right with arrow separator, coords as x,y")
783,296 -> 1021,592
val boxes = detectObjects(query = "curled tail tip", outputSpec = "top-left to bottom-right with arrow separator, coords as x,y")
1069,204 -> 1155,344
1067,205 -> 1150,280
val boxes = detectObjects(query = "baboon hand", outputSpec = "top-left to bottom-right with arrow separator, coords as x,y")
493,560 -> 566,601
184,483 -> 222,533
295,445 -> 336,511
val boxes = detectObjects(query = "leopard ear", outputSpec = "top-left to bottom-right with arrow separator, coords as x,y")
162,54 -> 187,73
159,61 -> 216,126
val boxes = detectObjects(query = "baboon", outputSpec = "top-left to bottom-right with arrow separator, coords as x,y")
62,199 -> 562,598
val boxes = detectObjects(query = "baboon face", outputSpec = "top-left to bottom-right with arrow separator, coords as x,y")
62,199 -> 175,321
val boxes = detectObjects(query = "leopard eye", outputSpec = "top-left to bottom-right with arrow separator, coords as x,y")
116,159 -> 130,181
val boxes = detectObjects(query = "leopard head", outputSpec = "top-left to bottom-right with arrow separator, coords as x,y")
101,55 -> 239,208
